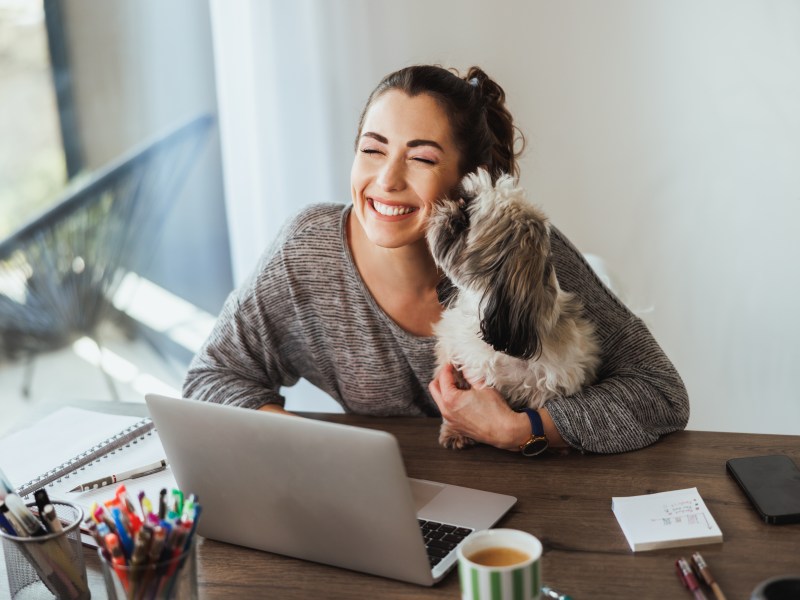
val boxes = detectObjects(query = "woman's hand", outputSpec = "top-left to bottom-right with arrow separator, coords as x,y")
428,363 -> 568,451
428,364 -> 531,451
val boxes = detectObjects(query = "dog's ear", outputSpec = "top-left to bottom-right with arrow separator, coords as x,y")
436,276 -> 459,308
479,223 -> 558,360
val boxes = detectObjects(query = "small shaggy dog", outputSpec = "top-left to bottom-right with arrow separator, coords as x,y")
426,169 -> 600,449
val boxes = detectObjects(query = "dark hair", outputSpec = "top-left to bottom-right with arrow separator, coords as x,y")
355,65 -> 525,181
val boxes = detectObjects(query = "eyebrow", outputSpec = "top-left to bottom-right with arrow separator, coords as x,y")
361,132 -> 443,151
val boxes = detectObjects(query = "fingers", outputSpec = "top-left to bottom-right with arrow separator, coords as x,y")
439,363 -> 458,390
429,364 -> 458,415
428,376 -> 441,403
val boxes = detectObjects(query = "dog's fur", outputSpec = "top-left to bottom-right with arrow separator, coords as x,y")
426,169 -> 600,449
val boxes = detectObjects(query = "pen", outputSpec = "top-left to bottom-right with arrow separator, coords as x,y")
34,488 -> 52,517
85,518 -> 106,548
111,506 -> 134,558
41,504 -> 89,594
94,505 -> 118,535
68,459 -> 167,492
692,552 -> 727,600
42,504 -> 80,562
106,532 -> 129,589
677,557 -> 708,600
159,488 -> 168,519
4,493 -> 48,537
42,503 -> 74,558
139,490 -> 154,519
171,488 -> 185,515
116,486 -> 143,533
3,495 -> 85,597
183,505 -> 202,552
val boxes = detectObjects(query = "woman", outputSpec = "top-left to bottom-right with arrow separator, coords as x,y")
183,65 -> 689,454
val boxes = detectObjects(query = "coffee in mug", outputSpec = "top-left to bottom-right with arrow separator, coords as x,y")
457,529 -> 542,600
468,547 -> 531,567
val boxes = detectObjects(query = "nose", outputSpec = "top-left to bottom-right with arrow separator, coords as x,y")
377,157 -> 406,192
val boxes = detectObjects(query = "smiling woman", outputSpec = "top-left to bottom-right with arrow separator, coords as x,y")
347,91 -> 461,338
183,64 -> 689,456
350,91 -> 461,251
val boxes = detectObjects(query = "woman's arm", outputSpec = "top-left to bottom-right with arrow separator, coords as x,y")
182,211 -> 310,409
429,227 -> 688,454
182,287 -> 295,409
543,227 -> 689,453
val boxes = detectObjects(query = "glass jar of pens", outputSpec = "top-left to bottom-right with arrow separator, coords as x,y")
0,491 -> 91,600
91,485 -> 200,600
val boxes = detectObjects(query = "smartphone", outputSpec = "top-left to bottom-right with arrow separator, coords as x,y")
726,454 -> 800,524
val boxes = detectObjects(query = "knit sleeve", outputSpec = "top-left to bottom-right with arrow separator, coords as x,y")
544,227 -> 689,453
181,290 -> 291,409
181,211 -> 311,409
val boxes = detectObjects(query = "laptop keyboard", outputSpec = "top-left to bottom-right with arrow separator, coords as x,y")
418,519 -> 473,567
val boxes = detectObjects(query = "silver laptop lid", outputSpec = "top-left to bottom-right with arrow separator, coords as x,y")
147,394 -> 438,584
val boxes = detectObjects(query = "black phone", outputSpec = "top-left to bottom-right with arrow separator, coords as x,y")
726,454 -> 800,525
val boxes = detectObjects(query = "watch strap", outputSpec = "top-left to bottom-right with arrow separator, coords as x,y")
519,409 -> 548,457
523,408 -> 545,437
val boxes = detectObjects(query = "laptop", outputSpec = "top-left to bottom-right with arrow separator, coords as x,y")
145,394 -> 516,586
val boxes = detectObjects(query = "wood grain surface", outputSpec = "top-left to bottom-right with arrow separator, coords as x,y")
7,412 -> 800,599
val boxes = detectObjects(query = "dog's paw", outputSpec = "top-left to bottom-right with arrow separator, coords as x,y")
439,423 -> 476,450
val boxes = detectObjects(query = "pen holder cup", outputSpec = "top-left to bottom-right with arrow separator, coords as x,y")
0,501 -> 90,600
98,537 -> 197,600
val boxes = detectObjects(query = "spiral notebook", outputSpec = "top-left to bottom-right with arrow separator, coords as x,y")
0,407 -> 176,545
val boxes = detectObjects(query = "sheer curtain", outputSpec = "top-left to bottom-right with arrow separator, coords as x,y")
208,0 -> 376,286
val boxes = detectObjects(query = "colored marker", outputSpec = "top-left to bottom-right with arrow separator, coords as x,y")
692,552 -> 727,600
677,557 -> 708,600
106,533 -> 129,589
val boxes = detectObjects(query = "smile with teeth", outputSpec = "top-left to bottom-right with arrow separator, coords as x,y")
371,198 -> 416,217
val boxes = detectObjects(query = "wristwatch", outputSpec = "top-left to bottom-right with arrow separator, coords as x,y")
519,409 -> 549,457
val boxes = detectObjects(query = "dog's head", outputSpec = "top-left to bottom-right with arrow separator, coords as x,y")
427,169 -> 559,360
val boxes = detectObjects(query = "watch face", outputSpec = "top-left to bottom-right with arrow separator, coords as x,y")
522,437 -> 548,457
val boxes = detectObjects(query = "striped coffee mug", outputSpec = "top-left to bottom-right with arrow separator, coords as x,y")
457,529 -> 542,600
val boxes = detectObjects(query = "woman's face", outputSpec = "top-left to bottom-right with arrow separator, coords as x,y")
350,90 -> 463,250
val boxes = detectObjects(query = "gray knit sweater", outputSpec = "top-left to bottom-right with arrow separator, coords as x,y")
183,203 -> 689,453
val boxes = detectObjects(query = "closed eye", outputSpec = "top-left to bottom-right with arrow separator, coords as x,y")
412,157 -> 435,165
360,148 -> 382,156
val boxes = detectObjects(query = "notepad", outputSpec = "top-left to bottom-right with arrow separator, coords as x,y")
612,487 -> 723,552
0,407 -> 177,545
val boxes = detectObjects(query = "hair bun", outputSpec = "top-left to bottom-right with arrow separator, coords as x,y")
358,64 -> 524,180
464,67 -> 503,106
463,66 -> 524,179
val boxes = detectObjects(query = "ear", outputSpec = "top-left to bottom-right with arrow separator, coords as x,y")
480,276 -> 541,360
479,230 -> 558,360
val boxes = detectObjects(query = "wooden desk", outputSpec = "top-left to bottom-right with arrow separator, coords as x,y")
8,410 -> 800,599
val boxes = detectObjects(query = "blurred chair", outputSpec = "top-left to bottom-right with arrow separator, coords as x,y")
0,114 -> 214,399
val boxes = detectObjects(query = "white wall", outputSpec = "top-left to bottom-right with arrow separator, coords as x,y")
212,0 -> 800,433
